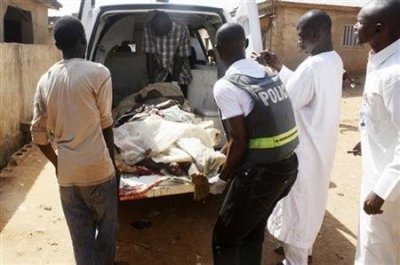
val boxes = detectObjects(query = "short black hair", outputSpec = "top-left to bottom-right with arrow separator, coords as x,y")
298,10 -> 332,34
365,0 -> 400,31
53,16 -> 86,50
216,23 -> 246,48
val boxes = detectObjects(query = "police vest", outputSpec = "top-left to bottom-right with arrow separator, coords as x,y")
225,72 -> 299,164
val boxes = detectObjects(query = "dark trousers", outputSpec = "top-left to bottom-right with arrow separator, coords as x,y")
212,154 -> 298,265
60,177 -> 119,265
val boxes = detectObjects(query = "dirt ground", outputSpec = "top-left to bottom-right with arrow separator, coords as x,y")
0,77 -> 364,265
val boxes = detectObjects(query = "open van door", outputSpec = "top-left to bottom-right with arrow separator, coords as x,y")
78,0 -> 97,51
233,0 -> 263,56
76,1 -> 262,201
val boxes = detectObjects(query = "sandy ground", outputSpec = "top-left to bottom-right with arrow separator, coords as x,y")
0,78 -> 364,265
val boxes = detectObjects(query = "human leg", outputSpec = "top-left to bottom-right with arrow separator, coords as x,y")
81,177 -> 119,265
282,243 -> 308,265
213,155 -> 298,265
212,173 -> 260,265
212,166 -> 276,265
60,186 -> 97,265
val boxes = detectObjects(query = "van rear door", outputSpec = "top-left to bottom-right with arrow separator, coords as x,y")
233,1 -> 263,56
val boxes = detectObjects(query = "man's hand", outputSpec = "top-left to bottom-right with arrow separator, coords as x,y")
208,175 -> 227,195
363,192 -> 384,215
252,50 -> 283,71
348,142 -> 362,156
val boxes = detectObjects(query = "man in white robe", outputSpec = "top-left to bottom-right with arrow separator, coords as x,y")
256,10 -> 343,264
352,1 -> 400,264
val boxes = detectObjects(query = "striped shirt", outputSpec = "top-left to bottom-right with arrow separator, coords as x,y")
143,21 -> 192,85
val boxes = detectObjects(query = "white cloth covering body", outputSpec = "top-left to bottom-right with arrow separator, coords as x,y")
267,51 -> 343,255
355,39 -> 400,265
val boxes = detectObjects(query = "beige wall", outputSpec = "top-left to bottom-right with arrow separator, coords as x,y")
0,0 -> 49,44
265,5 -> 370,74
0,44 -> 61,167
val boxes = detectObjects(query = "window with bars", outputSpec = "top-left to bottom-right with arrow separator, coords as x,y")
342,24 -> 359,47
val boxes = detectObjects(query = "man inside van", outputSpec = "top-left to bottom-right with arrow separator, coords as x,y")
210,23 -> 299,265
143,11 -> 192,97
31,16 -> 118,265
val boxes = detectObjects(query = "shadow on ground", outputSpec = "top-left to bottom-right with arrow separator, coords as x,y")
116,194 -> 222,265
264,210 -> 357,265
0,145 -> 47,231
116,193 -> 356,265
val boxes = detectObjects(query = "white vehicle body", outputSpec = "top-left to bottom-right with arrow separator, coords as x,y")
79,0 -> 262,200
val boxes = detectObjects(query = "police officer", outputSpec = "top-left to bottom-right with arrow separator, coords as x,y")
209,23 -> 299,265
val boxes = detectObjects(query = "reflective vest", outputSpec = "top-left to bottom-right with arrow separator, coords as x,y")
225,72 -> 299,164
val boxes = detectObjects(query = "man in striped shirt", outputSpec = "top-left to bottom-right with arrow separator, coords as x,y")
143,11 -> 192,96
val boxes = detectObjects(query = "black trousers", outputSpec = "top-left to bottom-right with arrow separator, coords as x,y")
212,153 -> 298,265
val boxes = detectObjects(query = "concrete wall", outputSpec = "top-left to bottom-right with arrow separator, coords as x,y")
0,0 -> 49,44
265,5 -> 370,74
0,44 -> 61,168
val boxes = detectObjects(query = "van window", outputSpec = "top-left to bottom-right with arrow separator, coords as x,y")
91,10 -> 224,106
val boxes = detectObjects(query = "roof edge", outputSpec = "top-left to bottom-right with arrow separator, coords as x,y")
35,0 -> 62,10
270,0 -> 360,12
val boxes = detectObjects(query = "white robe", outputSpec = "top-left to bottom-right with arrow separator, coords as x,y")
355,39 -> 400,265
267,51 -> 343,249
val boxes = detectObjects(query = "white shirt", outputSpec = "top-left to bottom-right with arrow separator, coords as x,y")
31,59 -> 115,186
360,38 -> 400,202
355,39 -> 400,265
268,51 -> 343,249
213,58 -> 266,120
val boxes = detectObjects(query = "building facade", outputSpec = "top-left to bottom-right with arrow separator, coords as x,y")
0,0 -> 61,168
259,0 -> 370,74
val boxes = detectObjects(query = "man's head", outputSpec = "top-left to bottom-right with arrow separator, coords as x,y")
215,23 -> 247,67
296,10 -> 332,55
53,16 -> 86,58
354,0 -> 400,52
150,11 -> 172,36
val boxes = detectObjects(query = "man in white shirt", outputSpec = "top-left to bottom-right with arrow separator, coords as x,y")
31,16 -> 118,265
256,10 -> 343,265
210,23 -> 299,265
352,1 -> 400,264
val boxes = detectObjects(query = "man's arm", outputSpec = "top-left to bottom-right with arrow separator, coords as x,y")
143,24 -> 156,83
96,74 -> 117,172
172,56 -> 185,81
102,126 -> 116,169
37,144 -> 58,170
31,79 -> 58,175
146,53 -> 156,83
365,77 -> 400,214
103,126 -> 120,192
218,116 -> 248,181
173,24 -> 191,82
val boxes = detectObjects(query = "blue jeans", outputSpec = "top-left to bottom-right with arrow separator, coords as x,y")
212,154 -> 298,265
60,177 -> 118,265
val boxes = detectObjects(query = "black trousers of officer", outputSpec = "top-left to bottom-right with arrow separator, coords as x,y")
212,153 -> 298,265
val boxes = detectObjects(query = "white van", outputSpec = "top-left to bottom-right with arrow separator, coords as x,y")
78,0 -> 262,200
